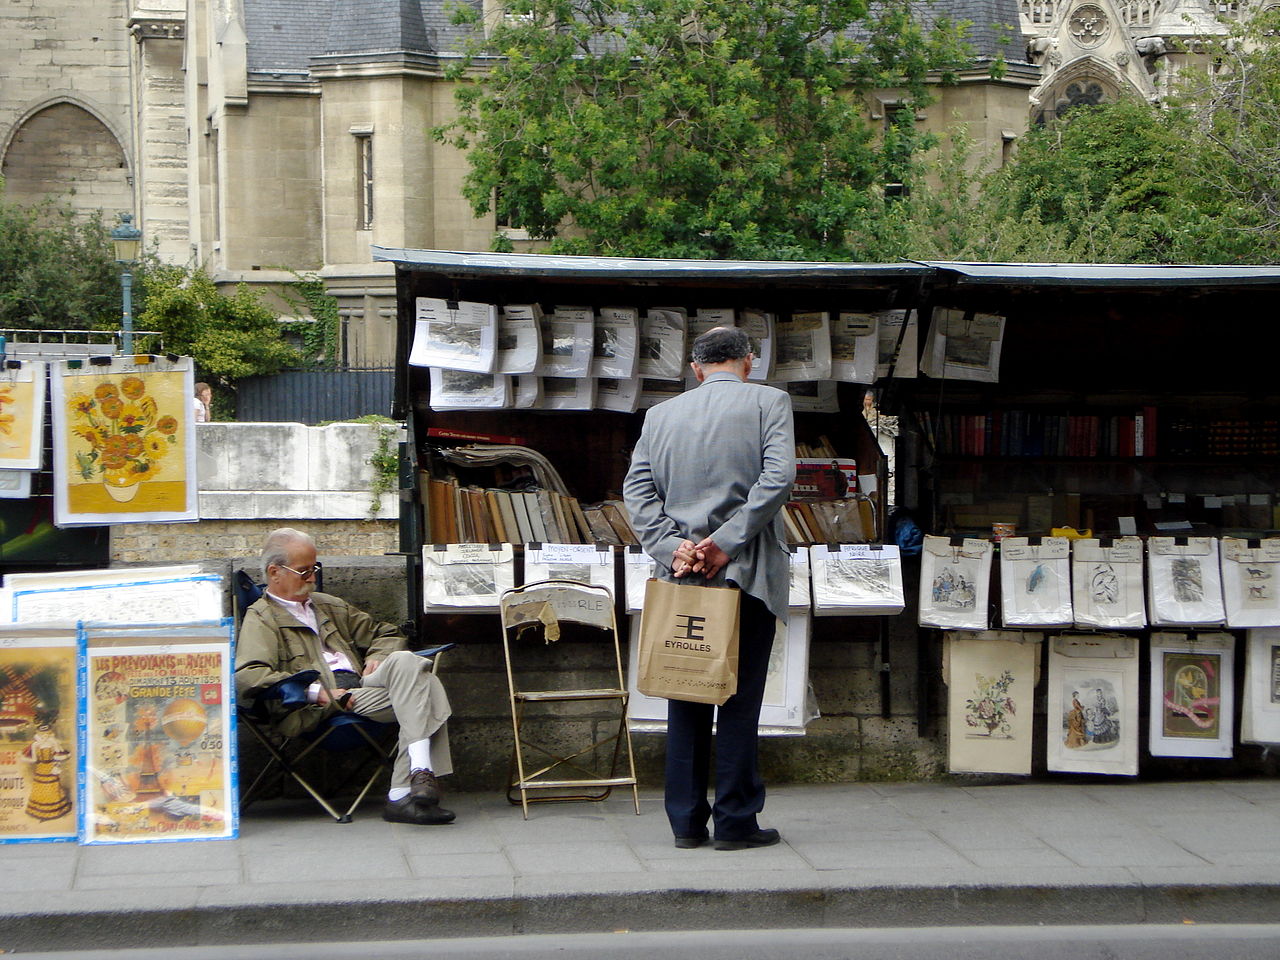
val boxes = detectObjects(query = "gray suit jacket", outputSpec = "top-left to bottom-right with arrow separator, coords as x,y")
623,371 -> 796,621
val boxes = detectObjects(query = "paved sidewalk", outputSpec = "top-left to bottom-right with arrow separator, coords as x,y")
4,780 -> 1280,953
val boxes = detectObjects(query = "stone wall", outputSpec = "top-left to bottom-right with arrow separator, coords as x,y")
110,420 -> 402,564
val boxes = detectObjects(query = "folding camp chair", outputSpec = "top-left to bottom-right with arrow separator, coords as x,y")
499,579 -> 639,819
234,568 -> 453,823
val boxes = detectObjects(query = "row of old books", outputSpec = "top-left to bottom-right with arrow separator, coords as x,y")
781,499 -> 876,546
424,477 -> 640,546
919,408 -> 1160,458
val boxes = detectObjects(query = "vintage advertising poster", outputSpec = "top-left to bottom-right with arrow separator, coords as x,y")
0,360 -> 46,471
1047,634 -> 1139,776
0,625 -> 78,843
1241,628 -> 1280,745
1148,632 -> 1235,759
50,356 -> 197,527
943,631 -> 1040,775
81,623 -> 236,844
625,612 -> 813,735
5,565 -> 223,624
919,536 -> 993,630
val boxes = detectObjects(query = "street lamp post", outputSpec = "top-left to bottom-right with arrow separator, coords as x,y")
111,212 -> 142,354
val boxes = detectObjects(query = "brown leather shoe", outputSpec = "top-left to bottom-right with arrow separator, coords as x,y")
382,796 -> 455,825
409,768 -> 441,804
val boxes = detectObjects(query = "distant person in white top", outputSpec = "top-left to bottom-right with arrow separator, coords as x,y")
193,382 -> 212,423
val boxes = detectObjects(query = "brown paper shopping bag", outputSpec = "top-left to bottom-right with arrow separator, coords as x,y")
637,578 -> 740,705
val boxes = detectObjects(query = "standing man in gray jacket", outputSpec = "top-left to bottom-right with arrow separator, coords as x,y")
624,326 -> 796,851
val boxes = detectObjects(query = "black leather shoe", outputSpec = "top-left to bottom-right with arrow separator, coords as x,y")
673,834 -> 708,849
714,828 -> 780,851
382,796 -> 455,825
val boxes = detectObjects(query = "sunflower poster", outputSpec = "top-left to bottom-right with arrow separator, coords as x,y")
50,357 -> 197,526
81,621 -> 236,844
0,360 -> 47,471
0,625 -> 79,843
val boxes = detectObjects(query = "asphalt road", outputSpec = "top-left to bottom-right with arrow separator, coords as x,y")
22,925 -> 1280,960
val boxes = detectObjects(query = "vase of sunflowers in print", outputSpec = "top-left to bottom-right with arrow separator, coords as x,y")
68,376 -> 179,502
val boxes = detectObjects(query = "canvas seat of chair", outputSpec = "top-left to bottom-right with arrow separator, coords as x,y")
499,579 -> 640,819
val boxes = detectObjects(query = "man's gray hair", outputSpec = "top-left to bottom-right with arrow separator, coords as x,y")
261,527 -> 315,579
691,326 -> 751,365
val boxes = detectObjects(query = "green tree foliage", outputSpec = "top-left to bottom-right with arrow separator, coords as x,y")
1171,9 -> 1280,262
0,195 -> 124,329
138,264 -> 297,383
894,15 -> 1280,266
437,0 -> 974,260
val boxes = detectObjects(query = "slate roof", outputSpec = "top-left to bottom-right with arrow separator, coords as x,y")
242,0 -> 1025,79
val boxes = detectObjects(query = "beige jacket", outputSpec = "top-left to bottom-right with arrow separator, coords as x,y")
235,591 -> 406,735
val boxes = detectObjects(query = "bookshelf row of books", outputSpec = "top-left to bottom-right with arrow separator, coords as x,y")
425,476 -> 878,549
918,407 -> 1161,458
424,477 -> 640,547
921,407 -> 1280,460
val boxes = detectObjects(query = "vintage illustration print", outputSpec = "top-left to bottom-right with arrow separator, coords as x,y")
1162,651 -> 1221,739
1061,674 -> 1122,752
1171,558 -> 1204,604
1271,644 -> 1280,704
0,641 -> 78,841
965,670 -> 1017,738
932,563 -> 978,609
1089,562 -> 1121,606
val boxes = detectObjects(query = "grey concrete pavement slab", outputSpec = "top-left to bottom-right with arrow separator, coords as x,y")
1042,834 -> 1211,869
0,857 -> 77,891
406,851 -> 514,878
73,868 -> 245,890
503,841 -> 644,875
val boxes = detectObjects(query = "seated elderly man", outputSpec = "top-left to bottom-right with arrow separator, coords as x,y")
236,527 -> 455,825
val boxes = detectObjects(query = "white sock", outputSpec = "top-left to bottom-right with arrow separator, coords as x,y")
407,738 -> 432,772
387,786 -> 409,802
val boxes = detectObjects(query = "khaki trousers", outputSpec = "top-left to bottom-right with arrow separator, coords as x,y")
350,650 -> 453,788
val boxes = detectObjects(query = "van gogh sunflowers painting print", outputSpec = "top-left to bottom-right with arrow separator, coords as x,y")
52,359 -> 197,525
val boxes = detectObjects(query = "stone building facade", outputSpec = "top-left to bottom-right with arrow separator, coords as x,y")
0,0 -> 1261,365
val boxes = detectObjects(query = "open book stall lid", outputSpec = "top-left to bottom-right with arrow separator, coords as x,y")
375,248 -> 1280,290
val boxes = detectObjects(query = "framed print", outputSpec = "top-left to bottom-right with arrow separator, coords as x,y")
0,360 -> 46,471
1221,537 -> 1280,628
1000,537 -> 1072,627
81,621 -> 236,844
1242,628 -> 1280,745
1149,632 -> 1235,759
0,625 -> 79,843
1072,538 -> 1146,630
4,565 -> 223,624
523,543 -> 615,596
919,536 -> 993,630
1147,538 -> 1225,627
943,631 -> 1040,775
50,356 -> 198,527
1047,634 -> 1139,776
422,543 -> 515,613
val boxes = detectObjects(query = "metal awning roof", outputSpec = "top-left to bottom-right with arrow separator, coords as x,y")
373,247 -> 930,282
921,261 -> 1280,287
373,248 -> 1280,291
